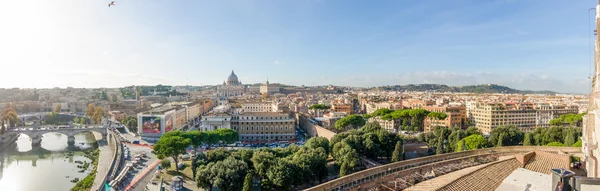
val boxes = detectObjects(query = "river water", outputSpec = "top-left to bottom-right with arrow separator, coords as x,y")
0,132 -> 98,191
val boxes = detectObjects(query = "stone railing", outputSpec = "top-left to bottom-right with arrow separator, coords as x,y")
305,146 -> 581,191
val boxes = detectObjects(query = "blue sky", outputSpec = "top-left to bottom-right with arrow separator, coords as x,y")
0,0 -> 595,93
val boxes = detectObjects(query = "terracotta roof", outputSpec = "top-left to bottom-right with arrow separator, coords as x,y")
405,157 -> 516,191
438,158 -> 521,191
436,151 -> 570,191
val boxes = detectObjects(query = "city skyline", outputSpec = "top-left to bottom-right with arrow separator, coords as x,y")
0,0 -> 595,93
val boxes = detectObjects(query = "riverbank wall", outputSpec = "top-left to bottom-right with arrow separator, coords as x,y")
0,134 -> 19,152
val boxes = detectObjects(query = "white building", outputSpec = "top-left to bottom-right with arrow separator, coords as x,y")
217,71 -> 245,97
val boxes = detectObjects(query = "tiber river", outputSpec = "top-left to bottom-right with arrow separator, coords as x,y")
0,132 -> 98,191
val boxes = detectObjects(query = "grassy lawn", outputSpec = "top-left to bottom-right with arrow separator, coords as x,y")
157,160 -> 195,186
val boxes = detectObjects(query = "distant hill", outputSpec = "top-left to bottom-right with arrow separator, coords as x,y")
371,84 -> 557,94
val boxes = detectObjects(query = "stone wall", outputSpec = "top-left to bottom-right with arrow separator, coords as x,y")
295,112 -> 336,140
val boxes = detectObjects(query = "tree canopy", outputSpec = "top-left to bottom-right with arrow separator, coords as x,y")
308,104 -> 330,110
305,137 -> 330,156
194,137 -> 330,190
334,114 -> 366,131
488,125 -> 523,147
196,157 -> 248,191
549,113 -> 586,126
455,134 -> 487,152
153,136 -> 191,173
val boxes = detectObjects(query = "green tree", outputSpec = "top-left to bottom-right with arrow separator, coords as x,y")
339,163 -> 349,177
546,142 -> 564,147
523,133 -> 534,146
267,158 -> 297,190
243,172 -> 253,191
196,157 -> 248,191
549,118 -> 563,126
456,134 -> 487,151
153,136 -> 191,173
497,133 -> 504,147
563,128 -> 576,146
543,126 -> 564,145
489,126 -> 523,147
183,130 -> 205,152
332,142 -> 359,177
291,147 -> 328,185
73,116 -> 80,124
251,151 -> 276,179
359,122 -> 382,133
305,137 -> 330,156
572,140 -> 583,147
391,141 -> 402,162
308,104 -> 330,110
214,128 -> 238,144
120,116 -> 138,133
334,114 -> 366,131
101,91 -> 108,101
160,159 -> 171,169
466,126 -> 481,136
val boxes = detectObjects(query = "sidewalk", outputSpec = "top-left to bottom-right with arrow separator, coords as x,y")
91,133 -> 114,190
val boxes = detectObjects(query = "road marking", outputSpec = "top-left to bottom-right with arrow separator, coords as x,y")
124,160 -> 160,191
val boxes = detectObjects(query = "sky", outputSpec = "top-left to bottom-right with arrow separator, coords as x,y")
0,0 -> 596,93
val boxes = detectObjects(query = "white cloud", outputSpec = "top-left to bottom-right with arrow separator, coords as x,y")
274,60 -> 280,65
516,29 -> 528,35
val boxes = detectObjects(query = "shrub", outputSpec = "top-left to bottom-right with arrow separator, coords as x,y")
546,142 -> 564,147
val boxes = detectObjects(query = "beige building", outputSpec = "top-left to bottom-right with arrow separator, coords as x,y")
175,107 -> 187,130
242,102 -> 277,112
472,102 -> 537,134
259,80 -> 280,95
108,110 -> 125,121
423,105 -> 467,132
331,103 -> 353,114
232,112 -> 295,142
583,4 -> 600,179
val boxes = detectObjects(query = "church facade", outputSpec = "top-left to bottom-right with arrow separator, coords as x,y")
217,70 -> 245,97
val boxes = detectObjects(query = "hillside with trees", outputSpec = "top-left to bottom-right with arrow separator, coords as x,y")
371,84 -> 556,94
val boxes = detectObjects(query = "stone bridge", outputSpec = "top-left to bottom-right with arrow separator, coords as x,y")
5,125 -> 107,146
17,112 -> 86,123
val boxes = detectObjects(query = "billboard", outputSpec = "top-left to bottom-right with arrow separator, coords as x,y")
142,116 -> 162,134
164,110 -> 175,133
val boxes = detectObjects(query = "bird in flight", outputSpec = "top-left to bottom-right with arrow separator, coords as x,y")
108,1 -> 115,7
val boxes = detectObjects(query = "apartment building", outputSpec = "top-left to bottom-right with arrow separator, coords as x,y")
535,103 -> 578,128
368,116 -> 401,133
242,102 -> 276,112
472,102 -> 537,134
365,102 -> 402,114
331,103 -> 352,114
232,112 -> 295,142
423,105 -> 467,132
403,99 -> 434,109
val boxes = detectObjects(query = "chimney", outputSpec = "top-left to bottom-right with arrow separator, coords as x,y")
551,168 -> 575,191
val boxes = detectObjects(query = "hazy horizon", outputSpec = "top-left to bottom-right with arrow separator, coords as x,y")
0,0 -> 594,93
